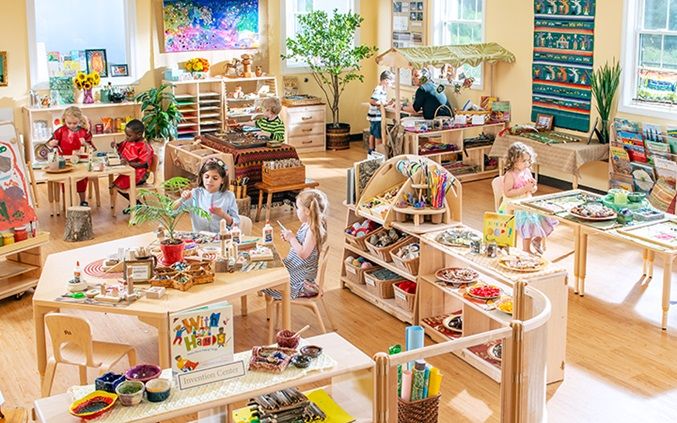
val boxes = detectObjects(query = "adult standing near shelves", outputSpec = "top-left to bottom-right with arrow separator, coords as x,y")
402,67 -> 453,120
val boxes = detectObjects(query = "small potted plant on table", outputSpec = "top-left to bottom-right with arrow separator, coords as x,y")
130,177 -> 208,265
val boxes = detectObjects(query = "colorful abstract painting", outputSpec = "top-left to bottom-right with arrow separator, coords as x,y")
163,0 -> 259,52
0,141 -> 37,231
531,0 -> 596,132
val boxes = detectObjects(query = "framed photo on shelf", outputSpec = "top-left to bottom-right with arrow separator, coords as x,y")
124,260 -> 154,283
535,113 -> 554,130
85,49 -> 108,77
110,64 -> 129,77
0,51 -> 7,87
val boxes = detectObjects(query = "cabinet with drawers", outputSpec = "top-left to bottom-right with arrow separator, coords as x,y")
281,104 -> 326,152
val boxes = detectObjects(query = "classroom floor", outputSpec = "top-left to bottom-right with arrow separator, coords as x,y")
1,144 -> 676,422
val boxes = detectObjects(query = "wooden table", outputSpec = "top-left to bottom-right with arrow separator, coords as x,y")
490,134 -> 609,189
33,163 -> 136,217
254,180 -> 320,222
513,190 -> 677,329
32,232 -> 291,385
33,332 -> 374,423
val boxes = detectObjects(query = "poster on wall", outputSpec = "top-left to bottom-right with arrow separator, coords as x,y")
531,0 -> 596,132
163,0 -> 260,52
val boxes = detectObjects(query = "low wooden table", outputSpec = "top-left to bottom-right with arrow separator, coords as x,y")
254,180 -> 320,222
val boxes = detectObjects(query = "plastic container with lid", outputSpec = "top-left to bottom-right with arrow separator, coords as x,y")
1,232 -> 15,246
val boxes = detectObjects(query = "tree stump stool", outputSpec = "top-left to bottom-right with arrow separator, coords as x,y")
236,196 -> 252,218
64,206 -> 94,242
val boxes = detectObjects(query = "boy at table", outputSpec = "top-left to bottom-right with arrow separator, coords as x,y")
110,119 -> 154,213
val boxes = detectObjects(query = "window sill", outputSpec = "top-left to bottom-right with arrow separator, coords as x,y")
619,101 -> 677,121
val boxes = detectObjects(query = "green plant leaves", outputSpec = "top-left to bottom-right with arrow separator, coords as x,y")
135,84 -> 183,141
590,59 -> 621,144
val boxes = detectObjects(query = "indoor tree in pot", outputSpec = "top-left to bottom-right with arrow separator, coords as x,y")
130,177 -> 208,266
590,59 -> 621,144
283,9 -> 377,150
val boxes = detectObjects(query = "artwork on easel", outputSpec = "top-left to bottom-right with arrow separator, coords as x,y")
0,139 -> 38,231
163,0 -> 260,51
618,220 -> 677,250
354,156 -> 385,201
483,212 -> 516,247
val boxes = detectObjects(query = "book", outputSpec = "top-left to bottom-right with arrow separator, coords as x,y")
646,140 -> 670,153
630,162 -> 657,193
609,174 -> 634,191
609,145 -> 632,176
613,118 -> 641,133
491,101 -> 511,122
170,301 -> 233,377
480,95 -> 498,110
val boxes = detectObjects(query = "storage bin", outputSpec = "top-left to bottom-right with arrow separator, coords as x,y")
363,268 -> 404,299
262,165 -> 306,186
345,220 -> 380,252
398,395 -> 440,423
343,259 -> 374,285
365,228 -> 409,263
390,237 -> 420,275
393,282 -> 417,312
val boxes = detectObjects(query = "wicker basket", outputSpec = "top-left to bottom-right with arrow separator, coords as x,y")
150,278 -> 174,288
172,277 -> 195,292
393,282 -> 416,312
365,229 -> 410,263
397,395 -> 440,423
389,238 -> 420,276
345,220 -> 380,252
363,268 -> 403,299
281,95 -> 323,107
262,165 -> 306,187
343,259 -> 372,285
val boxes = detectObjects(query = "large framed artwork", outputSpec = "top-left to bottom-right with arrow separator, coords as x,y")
0,51 -> 7,87
531,0 -> 596,132
85,49 -> 108,77
0,138 -> 38,231
163,0 -> 260,52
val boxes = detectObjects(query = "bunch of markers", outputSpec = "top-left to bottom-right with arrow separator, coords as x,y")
426,167 -> 451,209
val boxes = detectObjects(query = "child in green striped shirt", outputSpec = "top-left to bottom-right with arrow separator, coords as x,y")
246,97 -> 285,141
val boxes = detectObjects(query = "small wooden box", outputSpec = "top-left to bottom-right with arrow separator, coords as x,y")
262,165 -> 306,187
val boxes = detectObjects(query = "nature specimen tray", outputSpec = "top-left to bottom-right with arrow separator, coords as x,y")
520,191 -> 602,214
617,219 -> 677,250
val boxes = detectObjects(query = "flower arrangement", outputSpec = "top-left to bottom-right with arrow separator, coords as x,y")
185,58 -> 209,73
73,71 -> 101,91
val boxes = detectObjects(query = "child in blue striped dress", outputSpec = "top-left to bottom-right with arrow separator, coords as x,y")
263,189 -> 329,300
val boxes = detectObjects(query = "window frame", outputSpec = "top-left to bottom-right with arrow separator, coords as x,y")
26,0 -> 138,90
620,0 -> 677,119
431,0 -> 486,90
280,0 -> 360,74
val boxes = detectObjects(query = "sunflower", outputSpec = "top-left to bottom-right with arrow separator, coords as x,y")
91,72 -> 101,85
76,72 -> 86,82
83,81 -> 92,90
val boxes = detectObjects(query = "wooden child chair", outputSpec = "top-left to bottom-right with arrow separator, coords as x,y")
42,313 -> 137,397
266,245 -> 334,343
491,175 -> 504,211
110,153 -> 159,216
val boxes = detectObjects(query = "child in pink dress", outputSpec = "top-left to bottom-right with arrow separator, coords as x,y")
499,142 -> 557,255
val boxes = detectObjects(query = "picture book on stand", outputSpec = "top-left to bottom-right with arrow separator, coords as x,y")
170,301 -> 234,378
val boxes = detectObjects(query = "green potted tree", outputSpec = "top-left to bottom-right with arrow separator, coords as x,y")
130,177 -> 208,265
283,9 -> 377,150
135,83 -> 183,142
590,59 -> 621,144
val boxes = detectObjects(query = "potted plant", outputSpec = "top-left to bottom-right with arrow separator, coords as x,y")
129,177 -> 208,265
590,59 -> 621,144
283,9 -> 377,150
135,83 -> 183,142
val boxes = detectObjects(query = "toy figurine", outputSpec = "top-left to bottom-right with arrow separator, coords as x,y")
255,66 -> 263,77
233,86 -> 244,99
240,54 -> 252,78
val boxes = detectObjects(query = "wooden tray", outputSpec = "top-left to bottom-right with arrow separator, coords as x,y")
44,165 -> 74,174
617,219 -> 677,250
497,256 -> 547,273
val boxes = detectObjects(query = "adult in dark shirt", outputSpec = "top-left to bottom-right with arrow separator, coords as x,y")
403,68 -> 453,119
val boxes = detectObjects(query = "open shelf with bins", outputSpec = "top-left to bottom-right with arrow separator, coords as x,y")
404,122 -> 505,182
0,232 -> 49,301
417,227 -> 568,384
167,78 -> 227,139
22,102 -> 141,163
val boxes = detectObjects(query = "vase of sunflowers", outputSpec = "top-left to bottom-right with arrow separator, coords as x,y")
185,58 -> 209,79
73,71 -> 101,104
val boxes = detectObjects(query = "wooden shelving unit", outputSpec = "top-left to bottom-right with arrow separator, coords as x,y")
223,76 -> 277,131
0,232 -> 49,301
404,122 -> 506,182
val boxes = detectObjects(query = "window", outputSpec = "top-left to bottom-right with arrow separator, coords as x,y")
433,0 -> 485,87
621,0 -> 677,118
27,0 -> 137,89
282,0 -> 358,71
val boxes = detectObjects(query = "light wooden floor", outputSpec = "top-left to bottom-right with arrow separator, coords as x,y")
2,145 -> 676,422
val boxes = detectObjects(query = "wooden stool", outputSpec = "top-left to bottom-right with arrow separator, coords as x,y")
64,206 -> 94,242
236,196 -> 252,219
254,180 -> 320,222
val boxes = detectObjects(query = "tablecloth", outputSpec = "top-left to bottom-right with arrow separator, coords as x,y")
489,134 -> 608,176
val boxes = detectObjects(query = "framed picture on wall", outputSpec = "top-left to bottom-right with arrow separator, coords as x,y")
535,113 -> 554,130
0,51 -> 7,87
110,64 -> 129,77
85,49 -> 108,77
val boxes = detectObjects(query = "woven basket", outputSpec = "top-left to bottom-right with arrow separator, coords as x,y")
281,95 -> 323,107
343,259 -> 370,285
393,282 -> 416,312
389,238 -> 420,276
365,229 -> 409,263
345,220 -> 380,252
363,268 -> 403,299
397,395 -> 440,423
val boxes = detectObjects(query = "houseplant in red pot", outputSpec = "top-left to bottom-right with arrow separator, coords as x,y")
283,9 -> 377,150
130,177 -> 209,265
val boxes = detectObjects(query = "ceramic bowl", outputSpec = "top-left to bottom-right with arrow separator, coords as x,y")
276,330 -> 300,349
628,192 -> 646,203
290,354 -> 311,369
95,372 -> 126,393
145,378 -> 171,403
69,390 -> 117,419
299,345 -> 323,359
125,363 -> 162,383
115,380 -> 145,406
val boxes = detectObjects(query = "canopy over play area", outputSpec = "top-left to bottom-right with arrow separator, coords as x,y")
375,42 -> 516,69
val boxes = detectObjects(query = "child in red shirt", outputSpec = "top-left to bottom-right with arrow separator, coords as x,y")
47,106 -> 95,206
111,119 -> 154,213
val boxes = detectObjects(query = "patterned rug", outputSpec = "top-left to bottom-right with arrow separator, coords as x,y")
531,0 -> 596,132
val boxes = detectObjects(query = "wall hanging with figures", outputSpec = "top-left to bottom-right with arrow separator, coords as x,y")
163,0 -> 260,52
531,0 -> 596,132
